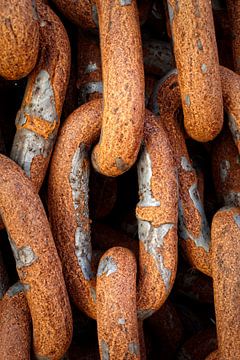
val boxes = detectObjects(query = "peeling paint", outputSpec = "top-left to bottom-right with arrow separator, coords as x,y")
220,159 -> 230,183
16,70 -> 58,125
115,157 -> 129,172
118,318 -> 126,325
78,81 -> 103,105
8,237 -> 38,269
201,63 -> 207,73
224,191 -> 240,207
90,287 -> 96,303
233,214 -> 240,228
181,156 -> 193,172
69,145 -> 93,281
128,342 -> 140,355
11,128 -> 57,178
197,39 -> 203,50
167,2 -> 174,26
178,183 -> 210,252
119,0 -> 132,5
137,308 -> 154,320
97,256 -> 117,277
185,95 -> 191,107
92,4 -> 99,27
101,340 -> 110,360
228,113 -> 240,143
137,148 -> 160,207
7,282 -> 30,297
84,62 -> 98,74
138,220 -> 173,289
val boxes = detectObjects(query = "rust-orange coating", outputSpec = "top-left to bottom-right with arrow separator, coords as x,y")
212,128 -> 240,207
151,70 -> 211,276
211,207 -> 240,360
97,247 -> 140,360
0,283 -> 31,360
227,0 -> 240,74
10,0 -> 70,192
0,0 -> 39,80
0,154 -> 72,359
91,0 -> 145,176
136,110 -> 178,318
48,101 -> 177,323
167,0 -> 223,142
48,99 -> 103,319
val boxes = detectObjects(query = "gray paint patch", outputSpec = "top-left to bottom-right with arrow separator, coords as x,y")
197,39 -> 203,50
78,81 -> 103,105
167,2 -> 174,26
118,318 -> 126,325
178,183 -> 210,252
84,62 -> 98,74
138,220 -> 173,289
120,0 -> 131,5
97,256 -> 117,277
128,342 -> 140,355
101,340 -> 110,360
220,159 -> 230,183
7,282 -> 30,297
8,237 -> 38,269
70,145 -> 93,281
92,4 -> 99,27
185,95 -> 191,107
115,157 -> 129,172
11,128 -> 57,178
181,156 -> 193,171
224,191 -> 240,207
35,356 -> 51,360
228,113 -> 240,143
201,64 -> 207,73
137,148 -> 160,207
90,287 -> 96,303
137,308 -> 154,320
16,70 -> 58,125
233,214 -> 240,228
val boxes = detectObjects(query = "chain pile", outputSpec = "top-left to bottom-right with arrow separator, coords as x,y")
0,0 -> 239,359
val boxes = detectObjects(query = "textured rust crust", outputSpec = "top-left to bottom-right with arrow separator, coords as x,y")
0,283 -> 31,360
227,0 -> 240,74
77,32 -> 102,105
151,70 -> 211,276
48,99 -> 103,319
51,0 -> 97,29
220,66 -> 240,153
211,207 -> 240,360
0,0 -> 39,80
167,0 -> 223,142
136,110 -> 178,318
0,155 -> 72,359
97,247 -> 140,360
10,0 -> 70,192
212,128 -> 240,207
48,102 -> 177,321
91,0 -> 145,176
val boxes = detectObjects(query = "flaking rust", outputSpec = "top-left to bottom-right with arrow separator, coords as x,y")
211,207 -> 240,359
136,110 -> 178,319
0,282 -> 31,360
0,155 -> 72,359
91,0 -> 145,176
150,70 -> 211,276
167,0 -> 223,142
97,247 -> 140,360
10,0 -> 70,192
